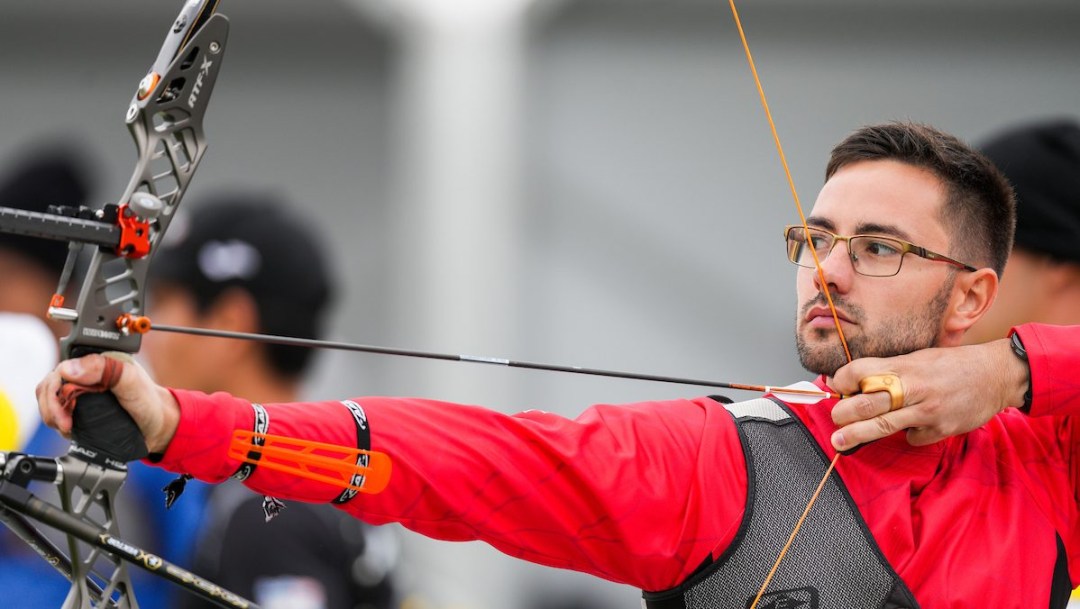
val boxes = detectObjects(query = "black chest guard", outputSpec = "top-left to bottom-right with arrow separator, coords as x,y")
642,397 -> 919,609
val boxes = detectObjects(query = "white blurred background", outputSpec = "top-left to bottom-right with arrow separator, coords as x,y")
1,1 -> 1077,607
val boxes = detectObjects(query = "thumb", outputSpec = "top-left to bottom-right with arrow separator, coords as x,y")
58,353 -> 130,387
58,356 -> 97,384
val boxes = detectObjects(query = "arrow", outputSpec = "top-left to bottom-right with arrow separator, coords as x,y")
150,323 -> 843,401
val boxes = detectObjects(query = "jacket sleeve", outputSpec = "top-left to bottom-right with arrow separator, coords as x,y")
1013,323 -> 1080,418
153,390 -> 749,591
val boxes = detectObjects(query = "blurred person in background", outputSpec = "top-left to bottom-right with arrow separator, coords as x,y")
964,117 -> 1080,344
0,146 -> 89,452
147,195 -> 399,609
0,146 -> 93,607
0,146 -> 85,341
0,143 -> 206,608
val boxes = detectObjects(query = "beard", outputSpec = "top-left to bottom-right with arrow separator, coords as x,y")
795,276 -> 954,377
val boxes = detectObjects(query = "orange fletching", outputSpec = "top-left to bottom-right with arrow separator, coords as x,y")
228,430 -> 392,494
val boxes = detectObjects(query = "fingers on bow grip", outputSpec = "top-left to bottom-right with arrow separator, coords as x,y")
64,355 -> 148,465
57,355 -> 125,409
228,430 -> 392,494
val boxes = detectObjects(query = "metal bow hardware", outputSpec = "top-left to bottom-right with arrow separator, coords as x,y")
0,1 -> 254,607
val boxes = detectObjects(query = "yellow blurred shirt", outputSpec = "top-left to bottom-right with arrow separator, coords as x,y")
0,313 -> 56,450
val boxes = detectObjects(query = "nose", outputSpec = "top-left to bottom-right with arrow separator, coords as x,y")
811,238 -> 855,294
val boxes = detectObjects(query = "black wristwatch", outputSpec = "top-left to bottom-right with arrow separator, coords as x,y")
1010,332 -> 1033,412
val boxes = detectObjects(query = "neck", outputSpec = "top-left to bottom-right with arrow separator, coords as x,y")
1042,264 -> 1080,325
220,355 -> 302,403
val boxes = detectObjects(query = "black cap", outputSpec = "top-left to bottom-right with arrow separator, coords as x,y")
979,118 -> 1080,263
151,194 -> 335,375
0,145 -> 93,277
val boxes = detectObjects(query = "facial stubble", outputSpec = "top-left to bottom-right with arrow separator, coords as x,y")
795,276 -> 955,377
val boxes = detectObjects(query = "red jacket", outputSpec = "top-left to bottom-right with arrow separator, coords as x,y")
1016,323 -> 1080,419
155,323 -> 1080,608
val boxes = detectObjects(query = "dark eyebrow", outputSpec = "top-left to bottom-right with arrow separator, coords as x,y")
805,216 -> 835,231
803,217 -> 917,242
855,222 -> 913,242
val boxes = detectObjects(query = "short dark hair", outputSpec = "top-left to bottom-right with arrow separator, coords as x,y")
978,118 -> 1080,264
825,122 -> 1015,276
0,146 -> 93,278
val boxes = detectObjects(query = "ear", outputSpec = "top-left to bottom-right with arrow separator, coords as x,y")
943,268 -> 998,336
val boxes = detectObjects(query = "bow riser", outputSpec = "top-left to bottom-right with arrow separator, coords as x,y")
59,11 -> 228,360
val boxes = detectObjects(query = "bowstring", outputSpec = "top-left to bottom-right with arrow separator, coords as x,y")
727,2 -> 852,607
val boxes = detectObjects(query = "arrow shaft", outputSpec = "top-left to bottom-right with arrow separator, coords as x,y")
150,323 -> 837,398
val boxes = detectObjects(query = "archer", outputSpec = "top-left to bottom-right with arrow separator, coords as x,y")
39,122 -> 1080,609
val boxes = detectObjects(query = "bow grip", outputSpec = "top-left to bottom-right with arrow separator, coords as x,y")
67,348 -> 148,468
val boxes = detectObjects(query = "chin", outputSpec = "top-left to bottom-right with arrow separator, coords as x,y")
794,333 -> 846,378
799,355 -> 844,378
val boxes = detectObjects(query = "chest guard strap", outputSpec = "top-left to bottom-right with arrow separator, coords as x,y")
642,397 -> 918,609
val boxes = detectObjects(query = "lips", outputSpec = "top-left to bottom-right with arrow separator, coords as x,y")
804,305 -> 853,328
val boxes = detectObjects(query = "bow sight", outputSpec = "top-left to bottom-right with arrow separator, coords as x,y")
0,1 -> 255,607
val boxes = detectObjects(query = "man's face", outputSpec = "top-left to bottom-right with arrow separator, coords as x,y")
0,249 -> 66,338
141,283 -> 222,392
0,250 -> 52,316
795,159 -> 958,377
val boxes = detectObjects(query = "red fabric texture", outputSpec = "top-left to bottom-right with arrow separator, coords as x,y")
154,322 -> 1080,607
1016,323 -> 1080,418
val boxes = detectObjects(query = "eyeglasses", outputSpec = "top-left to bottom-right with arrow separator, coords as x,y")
783,225 -> 979,277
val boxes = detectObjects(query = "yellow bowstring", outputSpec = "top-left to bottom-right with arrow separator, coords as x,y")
727,2 -> 852,607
